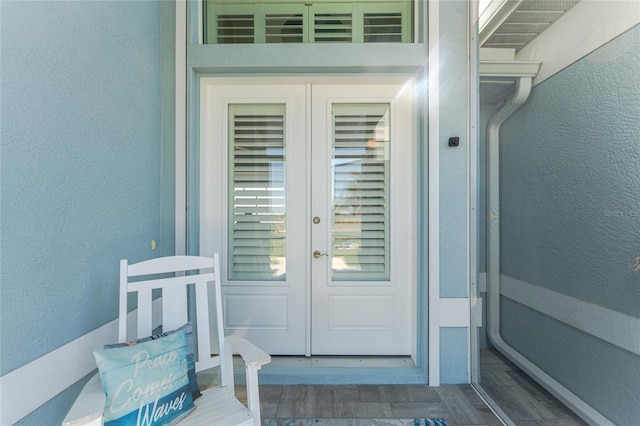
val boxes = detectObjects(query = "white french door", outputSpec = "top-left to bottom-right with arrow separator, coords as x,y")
311,84 -> 415,355
200,79 -> 415,356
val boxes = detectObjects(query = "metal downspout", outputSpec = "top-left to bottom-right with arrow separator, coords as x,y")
485,77 -> 614,426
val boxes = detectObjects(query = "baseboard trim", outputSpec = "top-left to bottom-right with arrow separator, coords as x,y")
500,274 -> 640,356
0,299 -> 162,424
0,320 -> 117,425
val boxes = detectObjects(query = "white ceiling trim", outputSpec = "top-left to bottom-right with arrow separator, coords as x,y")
480,0 -> 580,51
516,0 -> 640,86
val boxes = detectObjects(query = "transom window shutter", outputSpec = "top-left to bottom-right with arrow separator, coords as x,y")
228,104 -> 286,281
364,12 -> 403,42
266,13 -> 304,43
205,1 -> 411,44
331,104 -> 391,280
211,4 -> 256,44
265,4 -> 307,43
311,3 -> 355,43
313,13 -> 353,42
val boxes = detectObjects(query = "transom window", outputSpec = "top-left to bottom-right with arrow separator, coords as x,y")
204,0 -> 413,44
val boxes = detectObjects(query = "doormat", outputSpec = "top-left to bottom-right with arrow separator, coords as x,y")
263,419 -> 448,426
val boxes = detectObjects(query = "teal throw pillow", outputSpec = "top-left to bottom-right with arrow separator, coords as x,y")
104,323 -> 201,400
94,329 -> 195,425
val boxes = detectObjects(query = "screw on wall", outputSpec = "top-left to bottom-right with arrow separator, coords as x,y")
632,253 -> 640,272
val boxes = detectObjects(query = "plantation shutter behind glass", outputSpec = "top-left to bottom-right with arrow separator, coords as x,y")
361,1 -> 410,42
265,4 -> 307,43
205,1 -> 411,44
332,104 -> 390,281
311,3 -> 354,42
228,104 -> 286,281
210,4 -> 255,44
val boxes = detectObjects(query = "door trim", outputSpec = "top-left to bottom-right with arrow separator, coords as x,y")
427,0 -> 441,387
199,77 -> 418,359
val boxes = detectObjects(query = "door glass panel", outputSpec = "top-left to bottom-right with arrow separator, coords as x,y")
228,104 -> 286,281
331,103 -> 390,281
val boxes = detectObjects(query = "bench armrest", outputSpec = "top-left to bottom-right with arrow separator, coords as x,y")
224,335 -> 271,369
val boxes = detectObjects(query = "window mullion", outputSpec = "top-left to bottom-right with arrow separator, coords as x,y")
353,3 -> 364,43
255,4 -> 266,43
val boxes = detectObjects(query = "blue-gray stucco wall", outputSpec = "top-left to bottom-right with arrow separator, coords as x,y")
499,25 -> 640,425
438,0 -> 470,300
1,1 -> 174,422
501,297 -> 640,425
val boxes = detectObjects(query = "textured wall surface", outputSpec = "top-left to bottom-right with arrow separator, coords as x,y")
502,297 -> 640,425
1,0 -> 171,421
440,327 -> 469,383
499,25 -> 640,423
501,25 -> 640,317
439,0 -> 470,299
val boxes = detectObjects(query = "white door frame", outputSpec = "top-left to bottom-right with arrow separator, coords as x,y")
197,77 -> 417,358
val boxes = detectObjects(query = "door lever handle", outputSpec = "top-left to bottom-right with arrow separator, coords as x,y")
313,250 -> 328,259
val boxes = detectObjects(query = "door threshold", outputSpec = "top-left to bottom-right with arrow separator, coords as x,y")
230,355 -> 427,385
267,356 -> 416,369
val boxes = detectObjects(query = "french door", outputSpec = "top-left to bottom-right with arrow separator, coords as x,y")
200,79 -> 416,356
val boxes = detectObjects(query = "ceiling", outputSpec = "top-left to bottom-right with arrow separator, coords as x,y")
480,0 -> 580,51
478,0 -> 581,104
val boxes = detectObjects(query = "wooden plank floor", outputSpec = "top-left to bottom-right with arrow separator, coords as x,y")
479,349 -> 587,426
232,349 -> 586,425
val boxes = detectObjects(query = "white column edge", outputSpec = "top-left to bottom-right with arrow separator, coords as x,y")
175,0 -> 188,255
427,0 -> 441,387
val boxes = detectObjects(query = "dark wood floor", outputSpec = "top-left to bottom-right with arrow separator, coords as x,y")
249,383 -> 501,425
479,349 -> 587,426
233,349 -> 587,425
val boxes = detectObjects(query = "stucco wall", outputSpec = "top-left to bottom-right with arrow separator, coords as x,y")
438,0 -> 472,383
0,1 -> 173,422
499,25 -> 640,424
438,0 -> 470,300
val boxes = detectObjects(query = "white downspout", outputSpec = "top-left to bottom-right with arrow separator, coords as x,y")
486,77 -> 614,426
486,76 -> 531,345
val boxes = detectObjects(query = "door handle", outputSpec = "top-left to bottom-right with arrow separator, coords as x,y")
313,250 -> 328,259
